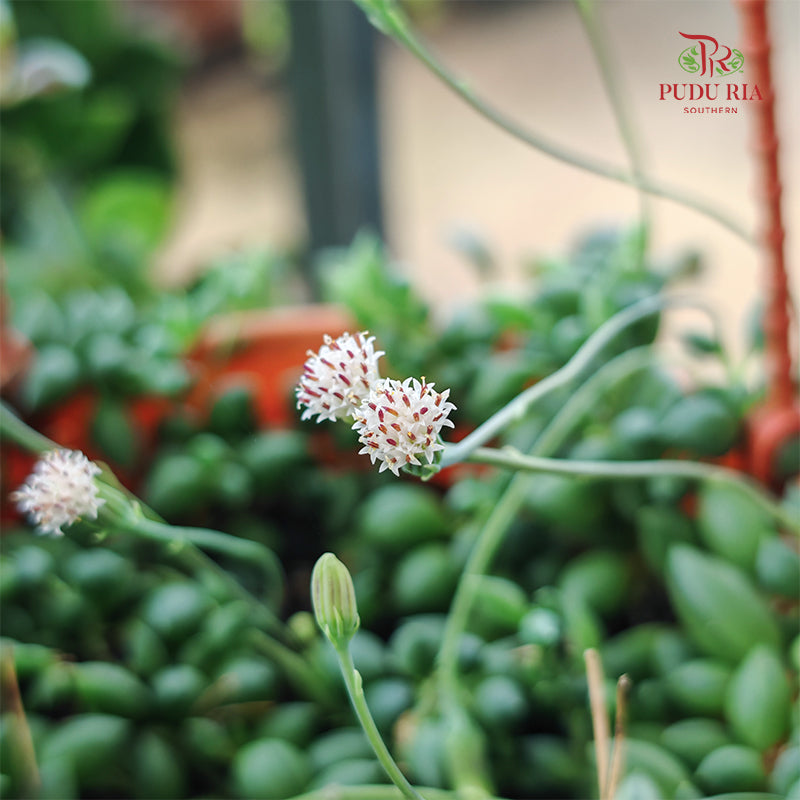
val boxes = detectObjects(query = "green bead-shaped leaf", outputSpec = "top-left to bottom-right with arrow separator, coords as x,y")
698,484 -> 772,570
725,645 -> 790,751
756,537 -> 800,597
664,659 -> 732,715
666,546 -> 780,663
695,745 -> 767,794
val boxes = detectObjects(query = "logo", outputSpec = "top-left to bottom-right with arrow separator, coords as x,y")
659,31 -> 760,114
678,33 -> 744,77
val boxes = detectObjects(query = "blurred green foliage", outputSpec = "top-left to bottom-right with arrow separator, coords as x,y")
4,226 -> 797,800
1,0 -> 181,299
0,11 -> 795,794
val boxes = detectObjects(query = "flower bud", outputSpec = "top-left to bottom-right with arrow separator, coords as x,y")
311,553 -> 360,645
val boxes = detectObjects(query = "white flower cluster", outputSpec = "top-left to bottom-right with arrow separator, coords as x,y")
296,331 -> 384,422
12,449 -> 105,536
352,378 -> 456,475
297,332 -> 456,475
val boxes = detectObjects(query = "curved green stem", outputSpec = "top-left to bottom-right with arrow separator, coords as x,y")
0,403 -> 336,703
96,483 -> 287,631
468,447 -> 798,533
575,0 -> 651,237
105,492 -> 339,703
532,346 -> 656,457
442,294 -> 712,465
333,643 -> 425,800
436,472 -> 530,698
355,0 -> 752,243
435,311 -> 763,714
0,402 -> 55,453
1,402 -> 287,622
124,517 -> 284,619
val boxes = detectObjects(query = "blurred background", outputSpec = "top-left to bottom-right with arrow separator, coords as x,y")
3,0 -> 798,346
161,0 -> 800,343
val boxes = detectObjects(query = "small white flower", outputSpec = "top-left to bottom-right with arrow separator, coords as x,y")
296,331 -> 384,423
11,449 -> 105,536
352,377 -> 456,476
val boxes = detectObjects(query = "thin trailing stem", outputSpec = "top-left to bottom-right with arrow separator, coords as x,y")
442,294 -> 714,465
436,339 -> 656,705
1,403 -> 288,622
467,447 -> 798,533
533,346 -> 651,456
354,0 -> 752,242
437,473 -> 529,697
333,643 -> 425,800
0,402 -> 56,453
434,295 -> 789,735
0,404 -> 337,703
575,0 -> 651,236
97,488 -> 332,698
117,513 -> 286,632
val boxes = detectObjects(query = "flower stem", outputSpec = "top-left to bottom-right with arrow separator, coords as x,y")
442,294 -> 713,465
122,515 -> 285,625
0,402 -> 55,453
437,473 -> 529,698
0,404 -> 336,703
98,484 -> 296,635
468,447 -> 798,533
436,350 -> 655,697
109,497 -> 339,704
333,642 -> 425,800
435,302 -> 761,724
355,0 -> 752,242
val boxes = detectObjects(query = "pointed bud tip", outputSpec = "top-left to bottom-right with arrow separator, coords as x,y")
311,552 -> 360,645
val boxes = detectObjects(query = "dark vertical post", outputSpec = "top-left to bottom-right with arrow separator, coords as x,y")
287,0 -> 383,269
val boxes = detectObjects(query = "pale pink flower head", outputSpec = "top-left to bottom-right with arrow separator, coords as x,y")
296,331 -> 384,423
352,377 -> 456,476
11,449 -> 105,536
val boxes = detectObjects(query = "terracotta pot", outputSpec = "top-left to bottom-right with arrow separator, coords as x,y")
1,304 -> 356,527
185,304 -> 355,429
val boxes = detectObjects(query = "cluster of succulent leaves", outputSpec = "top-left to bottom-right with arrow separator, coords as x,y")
3,0 -> 296,427
3,225 -> 798,800
12,248 -> 296,404
320,228 -> 746,452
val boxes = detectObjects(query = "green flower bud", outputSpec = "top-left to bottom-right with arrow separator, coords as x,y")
311,553 -> 360,645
